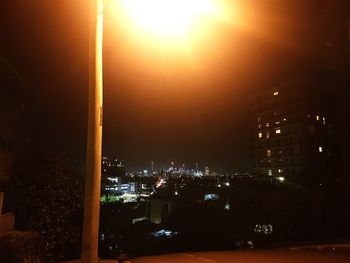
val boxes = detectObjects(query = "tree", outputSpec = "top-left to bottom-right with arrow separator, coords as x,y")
7,154 -> 84,262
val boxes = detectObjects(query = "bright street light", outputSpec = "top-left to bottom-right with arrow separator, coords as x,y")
119,0 -> 214,37
81,1 -> 229,262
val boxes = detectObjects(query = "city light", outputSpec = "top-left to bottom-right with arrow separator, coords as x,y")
254,224 -> 273,235
156,178 -> 165,188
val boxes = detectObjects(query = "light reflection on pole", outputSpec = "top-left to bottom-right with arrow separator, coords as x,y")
81,0 -> 103,262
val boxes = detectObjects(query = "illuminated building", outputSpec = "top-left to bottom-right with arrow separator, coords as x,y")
101,156 -> 125,196
151,161 -> 155,173
179,163 -> 186,174
167,161 -> 175,174
193,170 -> 203,177
251,0 -> 350,187
252,78 -> 341,186
204,165 -> 210,176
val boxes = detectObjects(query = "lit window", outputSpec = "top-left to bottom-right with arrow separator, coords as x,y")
276,121 -> 280,125
322,117 -> 326,125
267,149 -> 271,157
268,169 -> 273,176
258,124 -> 262,129
266,131 -> 270,139
319,146 -> 323,153
277,177 -> 285,182
266,122 -> 270,127
276,129 -> 281,134
258,132 -> 263,139
273,91 -> 279,96
316,115 -> 320,121
278,169 -> 283,173
257,117 -> 261,123
283,118 -> 287,122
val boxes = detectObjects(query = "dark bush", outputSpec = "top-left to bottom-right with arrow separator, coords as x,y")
6,155 -> 84,262
0,231 -> 41,263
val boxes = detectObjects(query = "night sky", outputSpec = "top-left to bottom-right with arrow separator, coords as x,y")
0,1 -> 324,172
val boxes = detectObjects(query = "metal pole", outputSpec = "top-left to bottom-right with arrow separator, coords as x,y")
81,0 -> 103,262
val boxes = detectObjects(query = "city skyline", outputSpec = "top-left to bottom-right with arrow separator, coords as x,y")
102,156 -> 247,174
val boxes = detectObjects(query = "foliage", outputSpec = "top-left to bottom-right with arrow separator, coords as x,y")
100,194 -> 119,204
7,155 -> 84,262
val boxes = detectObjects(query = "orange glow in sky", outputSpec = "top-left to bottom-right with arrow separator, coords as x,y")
119,0 -> 215,38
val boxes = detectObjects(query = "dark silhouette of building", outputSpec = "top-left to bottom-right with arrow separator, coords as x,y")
0,58 -> 25,185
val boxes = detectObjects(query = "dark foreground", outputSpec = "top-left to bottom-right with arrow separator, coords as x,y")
130,244 -> 350,263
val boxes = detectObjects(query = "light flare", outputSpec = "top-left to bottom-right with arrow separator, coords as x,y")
119,0 -> 215,38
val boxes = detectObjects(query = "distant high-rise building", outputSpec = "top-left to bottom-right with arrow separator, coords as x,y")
251,77 -> 341,187
151,161 -> 155,173
178,163 -> 186,174
204,165 -> 211,177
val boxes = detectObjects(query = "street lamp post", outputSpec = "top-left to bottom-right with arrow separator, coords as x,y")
81,0 -> 104,262
78,1 -> 219,261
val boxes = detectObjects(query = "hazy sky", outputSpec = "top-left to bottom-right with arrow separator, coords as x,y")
1,0 -> 328,172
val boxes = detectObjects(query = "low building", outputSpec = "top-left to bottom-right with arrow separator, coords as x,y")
147,194 -> 174,224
